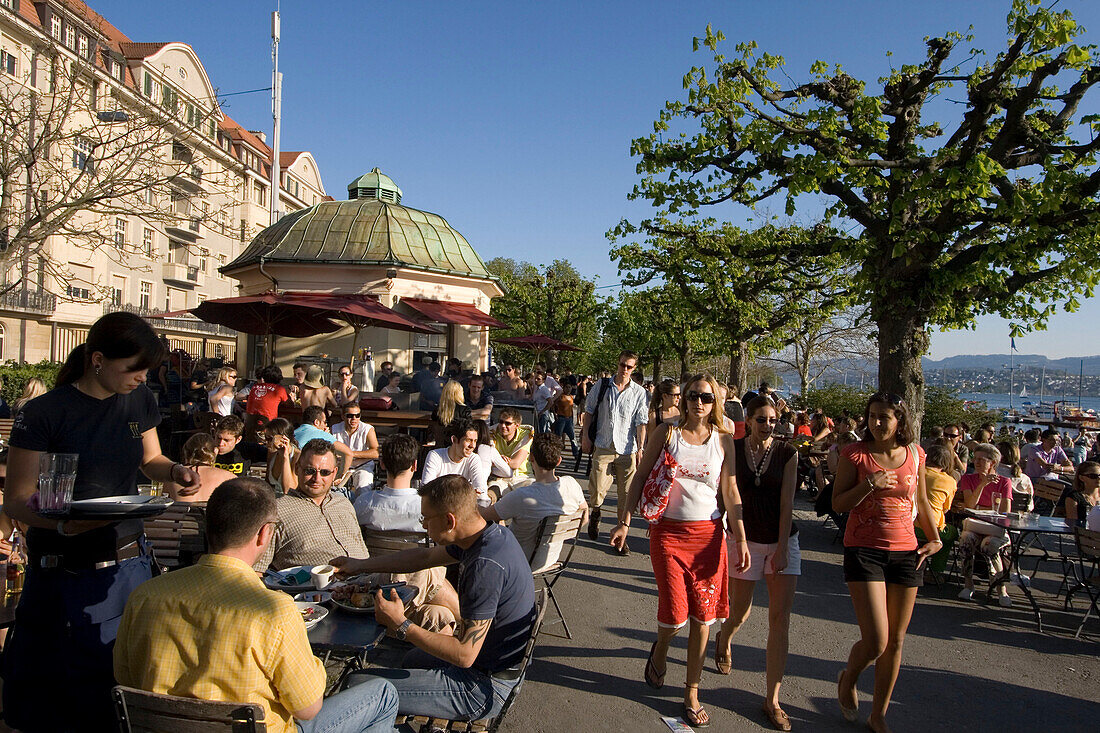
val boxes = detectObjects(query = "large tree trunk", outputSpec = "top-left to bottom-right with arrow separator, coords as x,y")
678,342 -> 692,378
727,340 -> 749,395
875,304 -> 930,436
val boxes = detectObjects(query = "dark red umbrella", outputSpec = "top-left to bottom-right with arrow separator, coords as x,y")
170,293 -> 344,338
491,334 -> 582,352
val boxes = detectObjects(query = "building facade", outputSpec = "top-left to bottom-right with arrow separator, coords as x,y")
0,0 -> 325,364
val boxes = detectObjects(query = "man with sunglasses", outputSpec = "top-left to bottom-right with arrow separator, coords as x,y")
253,439 -> 368,572
582,350 -> 649,548
332,406 -> 380,492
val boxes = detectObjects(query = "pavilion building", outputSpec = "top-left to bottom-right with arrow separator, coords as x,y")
221,168 -> 504,380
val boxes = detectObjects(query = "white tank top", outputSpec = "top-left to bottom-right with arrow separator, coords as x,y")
663,427 -> 724,522
210,385 -> 234,416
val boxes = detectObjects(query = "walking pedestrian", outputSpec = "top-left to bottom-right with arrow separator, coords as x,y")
832,392 -> 940,733
715,396 -> 800,730
610,374 -> 744,728
582,351 -> 649,552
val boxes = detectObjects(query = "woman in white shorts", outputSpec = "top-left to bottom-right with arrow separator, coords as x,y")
716,396 -> 800,731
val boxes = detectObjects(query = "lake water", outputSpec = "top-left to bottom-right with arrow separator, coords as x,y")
959,392 -> 1100,412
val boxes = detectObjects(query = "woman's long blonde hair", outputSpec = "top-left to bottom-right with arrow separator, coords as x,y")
207,367 -> 236,390
437,379 -> 466,426
677,374 -> 729,433
13,377 -> 47,412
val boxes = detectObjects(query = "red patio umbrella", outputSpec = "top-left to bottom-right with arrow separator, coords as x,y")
491,334 -> 583,352
280,292 -> 439,365
491,334 -> 583,369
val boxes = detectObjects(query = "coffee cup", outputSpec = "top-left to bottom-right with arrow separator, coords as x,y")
311,564 -> 335,589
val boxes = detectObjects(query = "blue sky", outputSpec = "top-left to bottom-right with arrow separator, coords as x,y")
97,0 -> 1100,358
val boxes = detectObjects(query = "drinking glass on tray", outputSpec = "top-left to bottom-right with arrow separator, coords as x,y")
38,453 -> 78,514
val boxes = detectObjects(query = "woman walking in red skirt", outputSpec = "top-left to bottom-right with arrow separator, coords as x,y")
612,374 -> 748,728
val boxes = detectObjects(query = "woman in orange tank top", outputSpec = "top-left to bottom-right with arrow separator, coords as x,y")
831,393 -> 941,733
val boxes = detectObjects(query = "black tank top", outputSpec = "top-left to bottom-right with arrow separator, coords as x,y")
734,438 -> 799,544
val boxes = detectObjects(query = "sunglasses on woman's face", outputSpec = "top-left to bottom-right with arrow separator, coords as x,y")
1082,473 -> 1100,480
686,391 -> 715,404
754,417 -> 779,424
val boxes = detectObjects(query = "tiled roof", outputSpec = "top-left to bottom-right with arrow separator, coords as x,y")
280,151 -> 305,167
119,42 -> 169,58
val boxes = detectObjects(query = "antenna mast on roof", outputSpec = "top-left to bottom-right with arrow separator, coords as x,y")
269,3 -> 282,226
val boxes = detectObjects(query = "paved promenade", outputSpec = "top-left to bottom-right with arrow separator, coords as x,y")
500,483 -> 1099,732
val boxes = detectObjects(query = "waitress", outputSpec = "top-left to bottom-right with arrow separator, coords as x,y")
1,312 -> 199,731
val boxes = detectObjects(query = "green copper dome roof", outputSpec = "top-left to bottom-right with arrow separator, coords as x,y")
224,171 -> 494,281
347,167 -> 402,203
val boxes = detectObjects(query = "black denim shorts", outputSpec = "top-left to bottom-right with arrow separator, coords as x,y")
843,546 -> 922,587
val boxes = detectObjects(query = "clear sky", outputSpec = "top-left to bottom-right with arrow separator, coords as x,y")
94,0 -> 1100,358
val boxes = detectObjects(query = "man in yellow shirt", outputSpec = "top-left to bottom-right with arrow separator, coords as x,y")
114,477 -> 397,733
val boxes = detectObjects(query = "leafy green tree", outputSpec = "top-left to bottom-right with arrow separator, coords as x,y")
486,258 -> 603,371
611,221 -> 851,393
625,0 -> 1100,429
602,285 -> 721,381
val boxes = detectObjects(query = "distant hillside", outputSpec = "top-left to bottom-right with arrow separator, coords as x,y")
922,354 -> 1100,375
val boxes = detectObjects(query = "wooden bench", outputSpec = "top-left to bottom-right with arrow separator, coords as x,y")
144,503 -> 208,571
0,418 -> 14,441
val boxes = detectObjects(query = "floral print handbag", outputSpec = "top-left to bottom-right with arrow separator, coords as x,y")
639,430 -> 680,523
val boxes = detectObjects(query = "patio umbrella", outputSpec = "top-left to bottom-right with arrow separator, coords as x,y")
163,293 -> 344,363
280,292 -> 439,365
491,334 -> 582,369
491,334 -> 583,352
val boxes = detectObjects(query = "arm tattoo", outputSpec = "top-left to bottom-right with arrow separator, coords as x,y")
459,618 -> 492,646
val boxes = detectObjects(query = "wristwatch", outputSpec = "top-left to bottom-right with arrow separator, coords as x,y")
395,619 -> 412,640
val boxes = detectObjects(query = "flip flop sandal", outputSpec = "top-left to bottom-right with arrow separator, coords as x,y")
763,704 -> 792,732
714,637 -> 732,675
644,641 -> 666,690
837,669 -> 858,722
682,703 -> 710,728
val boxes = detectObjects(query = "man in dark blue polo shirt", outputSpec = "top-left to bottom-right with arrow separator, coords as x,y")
335,475 -> 535,721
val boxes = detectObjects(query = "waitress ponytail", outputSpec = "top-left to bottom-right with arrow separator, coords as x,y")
56,344 -> 88,386
55,313 -> 166,388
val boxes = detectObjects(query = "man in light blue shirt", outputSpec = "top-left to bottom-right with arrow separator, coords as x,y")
293,406 -> 354,494
581,350 -> 648,552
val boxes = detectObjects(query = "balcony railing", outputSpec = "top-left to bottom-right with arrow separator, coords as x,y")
106,303 -> 237,337
0,287 -> 58,315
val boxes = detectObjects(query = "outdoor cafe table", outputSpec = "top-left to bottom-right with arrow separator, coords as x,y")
360,410 -> 432,431
961,508 -> 1072,633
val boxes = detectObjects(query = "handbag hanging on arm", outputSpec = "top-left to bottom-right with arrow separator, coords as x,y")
639,429 -> 681,524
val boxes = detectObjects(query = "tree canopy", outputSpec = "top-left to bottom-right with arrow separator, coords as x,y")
623,0 -> 1100,425
611,221 -> 852,392
486,257 -> 603,371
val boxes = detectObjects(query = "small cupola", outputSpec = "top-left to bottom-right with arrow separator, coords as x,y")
347,167 -> 402,203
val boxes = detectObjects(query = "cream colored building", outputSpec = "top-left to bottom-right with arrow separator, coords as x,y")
0,0 -> 325,364
223,169 -> 504,379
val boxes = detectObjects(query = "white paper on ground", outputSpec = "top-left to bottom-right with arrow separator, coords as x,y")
660,716 -> 694,733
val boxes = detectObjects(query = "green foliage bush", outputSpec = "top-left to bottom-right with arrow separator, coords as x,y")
0,360 -> 62,404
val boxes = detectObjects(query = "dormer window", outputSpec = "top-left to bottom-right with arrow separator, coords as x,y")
50,15 -> 61,40
64,25 -> 75,50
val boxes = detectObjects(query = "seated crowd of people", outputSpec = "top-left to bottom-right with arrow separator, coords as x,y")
5,322 -> 1100,733
128,379 -> 589,732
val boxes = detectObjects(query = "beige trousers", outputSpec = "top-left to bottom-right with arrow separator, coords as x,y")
589,447 -> 637,510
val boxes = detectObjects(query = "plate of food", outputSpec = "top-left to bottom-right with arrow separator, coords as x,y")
264,566 -> 316,593
329,579 -> 377,614
294,601 -> 329,631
